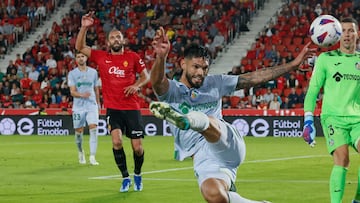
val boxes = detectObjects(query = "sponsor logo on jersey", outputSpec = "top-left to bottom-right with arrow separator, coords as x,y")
108,66 -> 125,77
332,71 -> 360,82
332,72 -> 343,82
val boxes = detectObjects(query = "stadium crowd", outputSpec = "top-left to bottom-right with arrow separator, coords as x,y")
0,0 -> 356,111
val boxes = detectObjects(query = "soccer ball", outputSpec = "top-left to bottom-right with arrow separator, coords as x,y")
0,118 -> 16,135
232,119 -> 249,136
309,15 -> 342,47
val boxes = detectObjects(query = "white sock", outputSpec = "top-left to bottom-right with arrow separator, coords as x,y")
228,191 -> 266,203
89,128 -> 98,156
75,132 -> 83,152
187,111 -> 210,132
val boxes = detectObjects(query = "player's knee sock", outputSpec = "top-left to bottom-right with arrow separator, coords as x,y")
75,132 -> 83,152
113,148 -> 129,178
228,191 -> 264,203
354,167 -> 360,200
133,151 -> 144,175
89,128 -> 97,156
330,165 -> 347,203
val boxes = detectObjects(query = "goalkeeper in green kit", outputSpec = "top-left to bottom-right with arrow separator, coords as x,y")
303,17 -> 360,203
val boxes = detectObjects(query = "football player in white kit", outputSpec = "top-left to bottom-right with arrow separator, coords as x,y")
68,52 -> 101,165
150,27 -> 315,203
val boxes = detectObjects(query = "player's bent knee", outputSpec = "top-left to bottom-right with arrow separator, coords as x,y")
201,179 -> 228,203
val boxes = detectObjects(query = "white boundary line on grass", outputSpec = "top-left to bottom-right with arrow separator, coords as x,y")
89,154 -> 332,180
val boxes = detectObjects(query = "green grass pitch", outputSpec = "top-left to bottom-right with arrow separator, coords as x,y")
0,135 -> 358,203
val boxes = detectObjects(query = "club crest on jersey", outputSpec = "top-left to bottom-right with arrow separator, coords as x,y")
190,89 -> 199,101
123,61 -> 128,67
355,62 -> 360,70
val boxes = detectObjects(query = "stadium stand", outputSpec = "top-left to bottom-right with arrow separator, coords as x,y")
0,0 -> 355,111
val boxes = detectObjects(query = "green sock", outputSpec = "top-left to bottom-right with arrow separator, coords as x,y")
330,165 -> 347,203
355,167 -> 360,201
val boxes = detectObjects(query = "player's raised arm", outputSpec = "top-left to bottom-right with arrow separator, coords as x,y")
151,27 -> 170,96
235,42 -> 316,90
75,11 -> 94,57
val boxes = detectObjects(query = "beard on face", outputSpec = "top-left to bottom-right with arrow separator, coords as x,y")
110,43 -> 123,52
185,72 -> 203,88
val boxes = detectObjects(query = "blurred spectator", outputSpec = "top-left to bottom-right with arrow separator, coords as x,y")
0,34 -> 7,57
263,87 -> 274,104
2,95 -> 12,108
3,80 -> 11,96
6,60 -> 17,76
269,96 -> 280,110
38,107 -> 47,115
2,20 -> 14,35
212,32 -> 225,56
145,25 -> 156,40
42,92 -> 52,106
222,96 -> 230,109
40,76 -> 50,91
227,66 -> 240,75
37,69 -> 47,83
24,96 -> 36,108
257,100 -> 268,110
287,87 -> 299,108
61,82 -> 71,97
86,27 -> 97,47
10,83 -> 23,103
281,97 -> 291,109
20,73 -> 32,89
46,54 -> 57,70
314,3 -> 323,16
59,95 -> 69,108
287,74 -> 299,88
28,65 -> 40,81
56,107 -> 70,115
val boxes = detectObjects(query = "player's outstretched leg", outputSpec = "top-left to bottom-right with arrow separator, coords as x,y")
149,101 -> 209,132
120,177 -> 131,192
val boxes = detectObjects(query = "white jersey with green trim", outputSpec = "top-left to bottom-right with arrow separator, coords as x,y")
157,74 -> 238,160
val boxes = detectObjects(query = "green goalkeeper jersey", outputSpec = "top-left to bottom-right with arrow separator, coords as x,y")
304,50 -> 360,116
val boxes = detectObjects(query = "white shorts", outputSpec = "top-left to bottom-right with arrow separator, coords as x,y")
193,119 -> 246,188
72,110 -> 99,129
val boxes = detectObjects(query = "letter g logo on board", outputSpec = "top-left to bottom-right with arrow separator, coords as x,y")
17,118 -> 34,135
251,118 -> 269,137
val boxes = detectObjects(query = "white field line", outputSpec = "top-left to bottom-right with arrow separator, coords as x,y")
88,154 -> 343,180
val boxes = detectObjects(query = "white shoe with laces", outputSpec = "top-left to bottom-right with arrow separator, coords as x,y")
89,155 -> 99,165
78,151 -> 86,164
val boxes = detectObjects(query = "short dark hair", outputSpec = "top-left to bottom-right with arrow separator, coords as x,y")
341,17 -> 359,30
183,43 -> 210,62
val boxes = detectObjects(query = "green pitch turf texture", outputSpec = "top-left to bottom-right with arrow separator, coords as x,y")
0,135 -> 359,203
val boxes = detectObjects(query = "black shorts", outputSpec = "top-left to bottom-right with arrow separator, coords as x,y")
106,108 -> 145,139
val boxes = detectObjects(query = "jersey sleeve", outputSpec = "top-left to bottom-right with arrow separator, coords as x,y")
219,75 -> 238,96
67,71 -> 75,87
133,52 -> 146,73
303,54 -> 326,113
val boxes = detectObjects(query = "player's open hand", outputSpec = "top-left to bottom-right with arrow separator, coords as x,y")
292,42 -> 317,67
152,26 -> 170,59
81,11 -> 95,28
124,85 -> 140,97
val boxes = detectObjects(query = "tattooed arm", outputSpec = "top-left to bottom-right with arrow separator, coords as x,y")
236,42 -> 315,90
